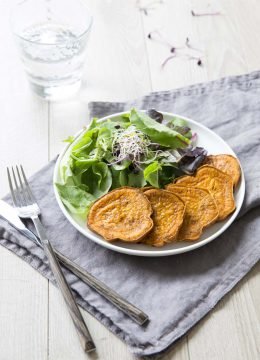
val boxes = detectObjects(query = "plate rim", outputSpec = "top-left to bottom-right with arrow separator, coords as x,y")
53,111 -> 245,257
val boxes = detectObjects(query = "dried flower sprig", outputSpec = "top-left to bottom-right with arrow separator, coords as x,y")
185,55 -> 203,66
185,37 -> 203,53
161,53 -> 203,69
147,30 -> 184,52
147,31 -> 203,68
191,10 -> 221,17
161,54 -> 177,69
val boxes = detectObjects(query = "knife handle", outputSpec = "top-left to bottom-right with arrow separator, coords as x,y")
54,249 -> 149,325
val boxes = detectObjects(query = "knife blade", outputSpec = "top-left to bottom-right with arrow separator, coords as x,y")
0,200 -> 41,246
0,199 -> 149,325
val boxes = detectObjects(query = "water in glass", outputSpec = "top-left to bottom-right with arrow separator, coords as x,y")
20,23 -> 87,98
11,0 -> 92,100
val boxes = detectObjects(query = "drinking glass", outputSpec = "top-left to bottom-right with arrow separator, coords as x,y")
11,0 -> 93,100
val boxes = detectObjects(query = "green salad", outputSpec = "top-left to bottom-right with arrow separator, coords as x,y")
56,108 -> 207,217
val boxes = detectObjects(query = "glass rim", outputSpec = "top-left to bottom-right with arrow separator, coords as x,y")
10,0 -> 93,46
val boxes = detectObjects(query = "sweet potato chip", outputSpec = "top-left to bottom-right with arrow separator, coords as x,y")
87,187 -> 153,242
175,165 -> 235,221
203,154 -> 241,187
142,189 -> 185,247
165,185 -> 219,241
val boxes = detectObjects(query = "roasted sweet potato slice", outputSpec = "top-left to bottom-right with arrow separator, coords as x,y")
165,185 -> 219,241
203,154 -> 241,187
87,187 -> 153,242
142,189 -> 185,247
175,165 -> 235,221
140,186 -> 155,192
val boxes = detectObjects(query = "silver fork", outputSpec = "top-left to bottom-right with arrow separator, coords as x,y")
7,165 -> 96,353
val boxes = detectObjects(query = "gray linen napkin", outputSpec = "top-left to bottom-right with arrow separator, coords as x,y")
1,71 -> 260,357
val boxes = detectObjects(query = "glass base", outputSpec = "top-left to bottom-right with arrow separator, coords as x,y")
30,80 -> 82,100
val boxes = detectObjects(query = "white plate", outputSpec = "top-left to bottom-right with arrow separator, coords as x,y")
53,111 -> 245,257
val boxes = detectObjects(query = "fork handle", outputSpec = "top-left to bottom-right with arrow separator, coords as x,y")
32,216 -> 95,353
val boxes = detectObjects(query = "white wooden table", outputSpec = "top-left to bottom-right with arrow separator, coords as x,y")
0,1 -> 259,359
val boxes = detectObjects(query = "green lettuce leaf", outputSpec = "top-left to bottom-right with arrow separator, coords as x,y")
167,117 -> 187,127
130,109 -> 190,148
128,171 -> 146,187
166,116 -> 192,139
72,129 -> 97,156
63,135 -> 75,143
159,166 -> 177,186
119,169 -> 128,186
81,162 -> 112,197
144,161 -> 162,187
111,159 -> 131,171
71,155 -> 99,176
96,127 -> 113,152
96,115 -> 131,128
92,162 -> 112,197
56,184 -> 95,217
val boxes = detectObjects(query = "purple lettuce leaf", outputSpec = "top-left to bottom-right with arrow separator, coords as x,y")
147,109 -> 164,123
178,146 -> 207,174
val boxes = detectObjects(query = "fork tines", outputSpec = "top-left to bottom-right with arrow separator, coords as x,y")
7,165 -> 36,207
